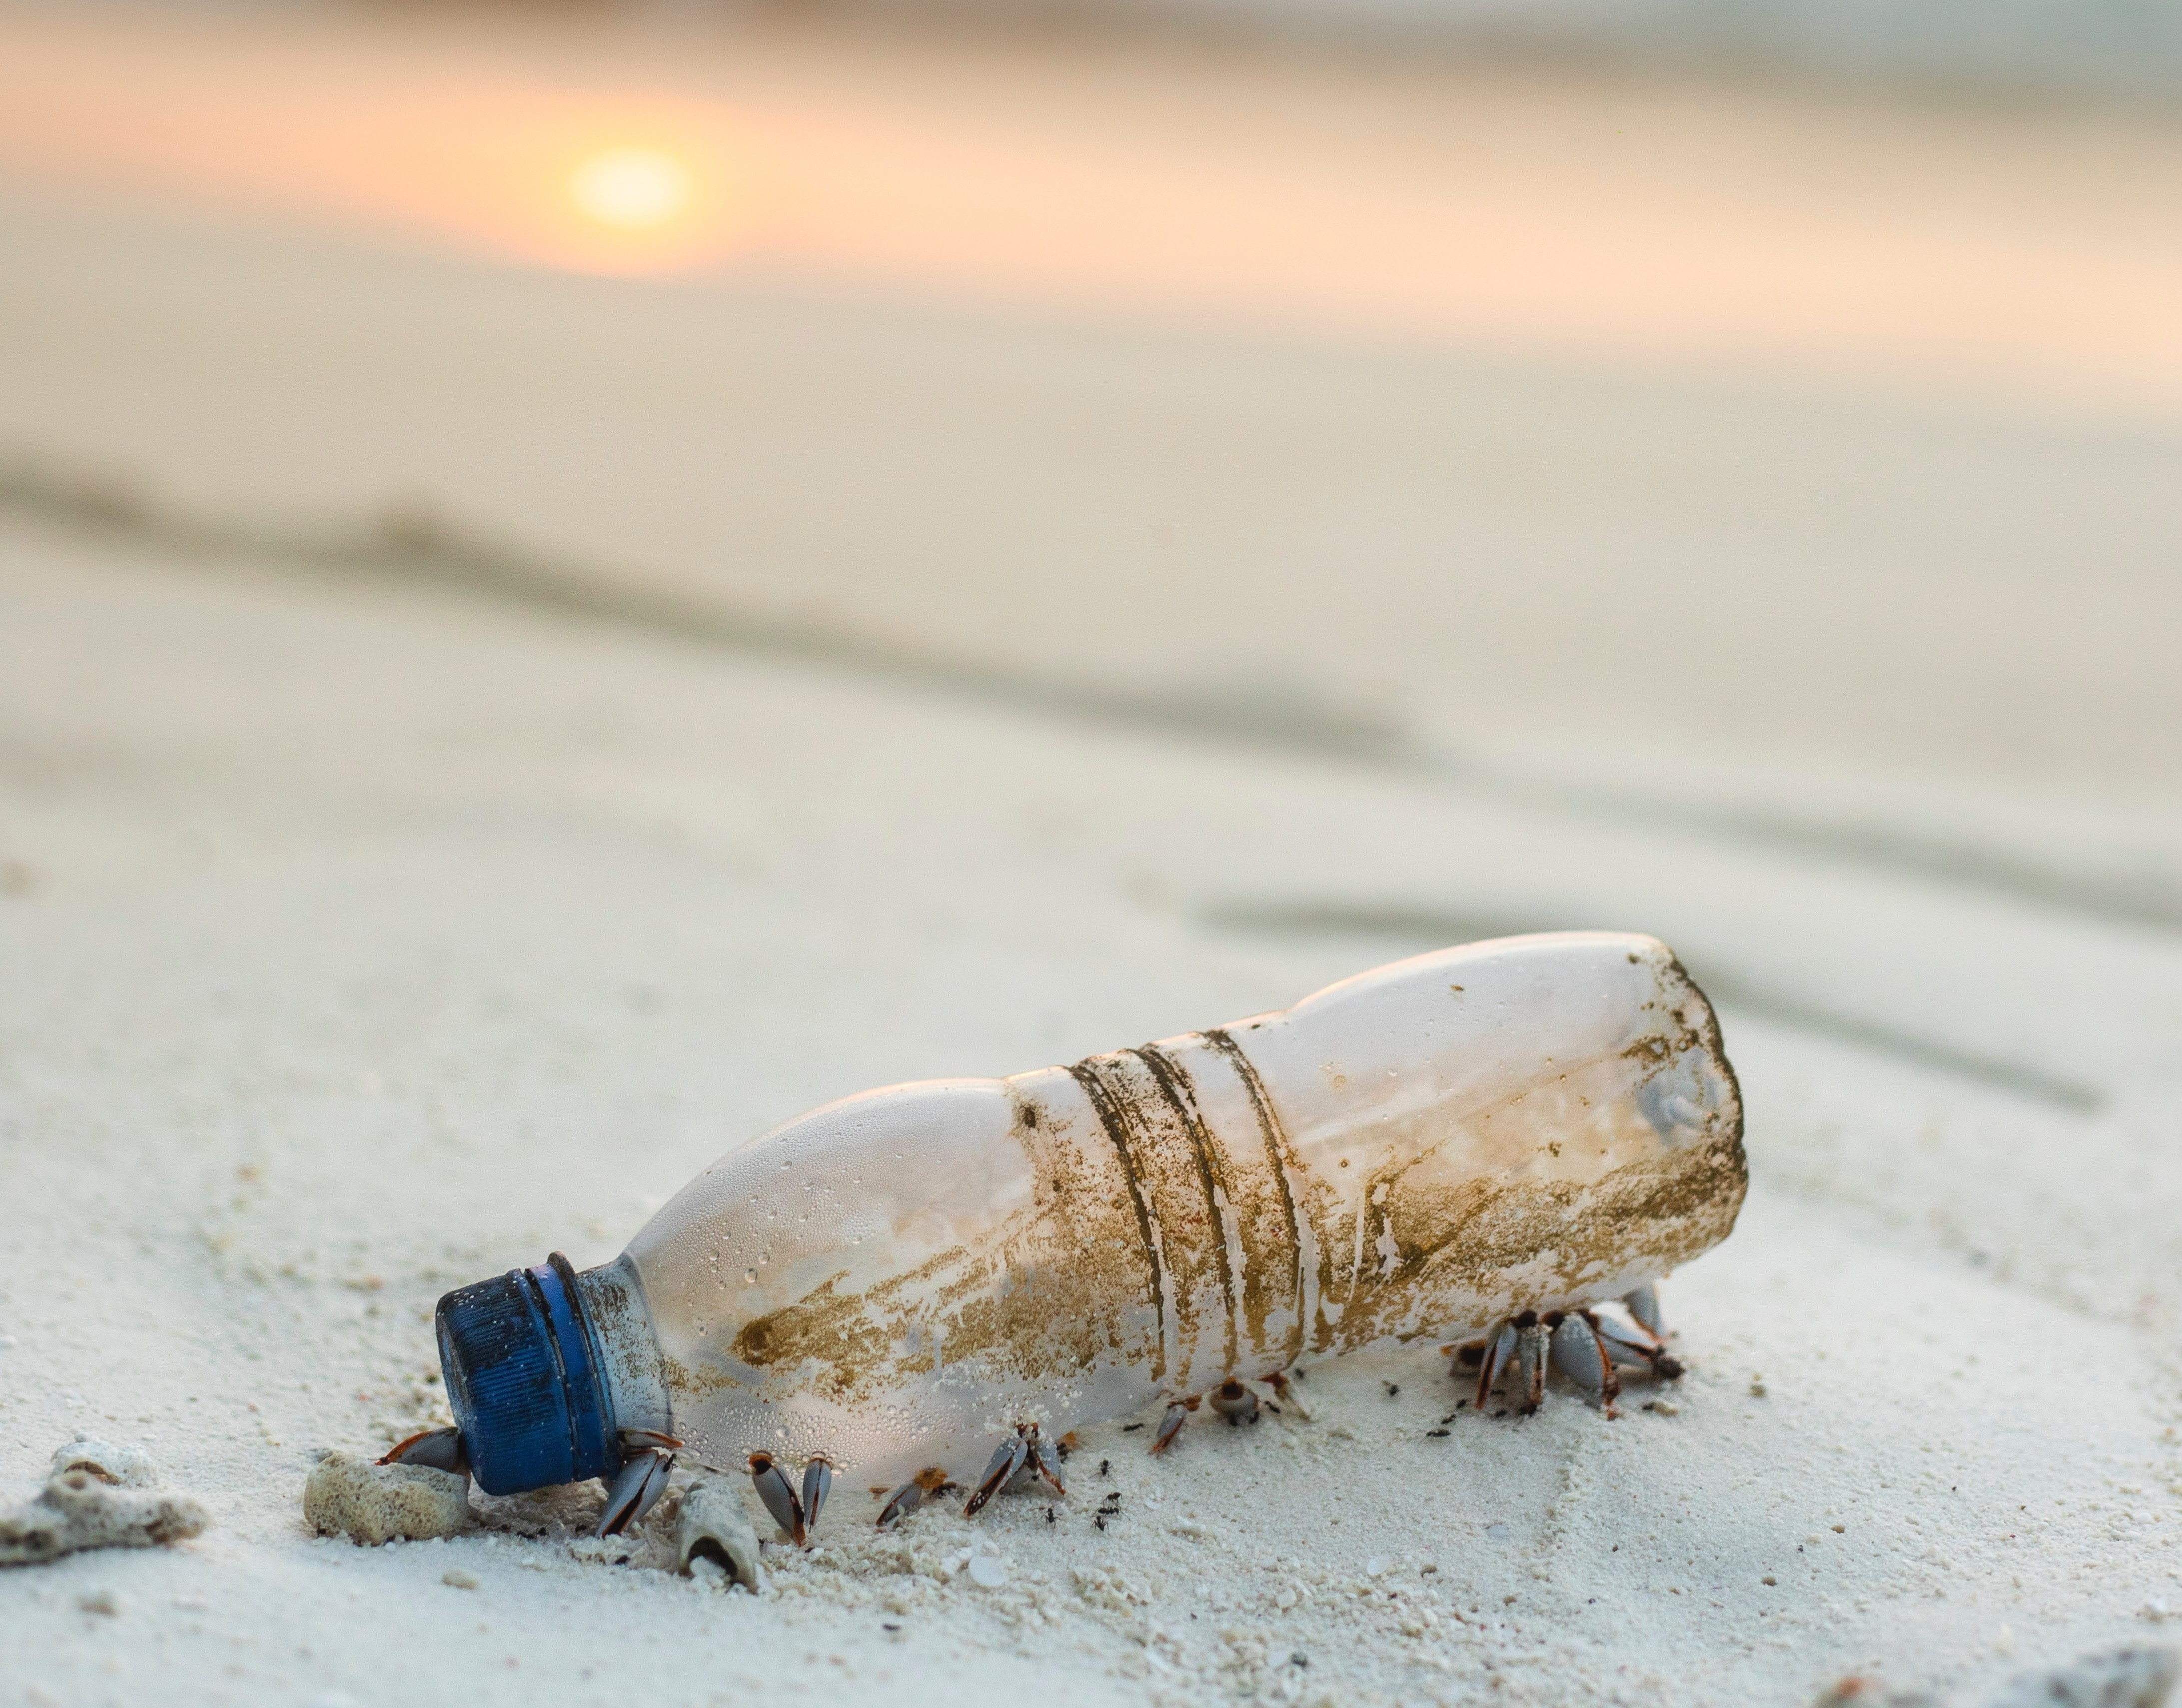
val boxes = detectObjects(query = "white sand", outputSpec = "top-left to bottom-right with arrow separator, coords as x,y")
2,16 -> 2181,1707
2,495 -> 2179,1705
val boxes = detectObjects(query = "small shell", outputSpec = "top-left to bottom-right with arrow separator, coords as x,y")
964,1435 -> 1028,1517
1548,1313 -> 1620,1410
1549,1315 -> 1610,1393
801,1457 -> 833,1533
748,1453 -> 805,1545
876,1481 -> 923,1527
1207,1380 -> 1259,1423
877,1466 -> 953,1528
596,1448 -> 675,1538
675,1477 -> 764,1592
1023,1429 -> 1066,1496
1474,1324 -> 1517,1410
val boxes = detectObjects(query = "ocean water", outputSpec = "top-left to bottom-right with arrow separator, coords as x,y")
909,0 -> 2182,97
1421,0 -> 2182,94
91,0 -> 2182,96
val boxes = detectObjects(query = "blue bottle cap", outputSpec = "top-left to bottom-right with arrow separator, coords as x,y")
434,1253 -> 619,1497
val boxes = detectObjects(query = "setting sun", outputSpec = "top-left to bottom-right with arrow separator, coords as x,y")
568,145 -> 694,230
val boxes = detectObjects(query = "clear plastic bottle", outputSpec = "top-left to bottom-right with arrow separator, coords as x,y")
434,932 -> 1742,1496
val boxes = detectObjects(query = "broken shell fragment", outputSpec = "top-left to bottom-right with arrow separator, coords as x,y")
675,1477 -> 764,1593
1,1444 -> 210,1568
303,1450 -> 469,1545
50,1439 -> 164,1489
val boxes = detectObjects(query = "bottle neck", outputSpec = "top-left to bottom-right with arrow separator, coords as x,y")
574,1253 -> 674,1445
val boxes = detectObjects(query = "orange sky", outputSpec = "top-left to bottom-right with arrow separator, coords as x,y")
3,8 -> 2181,415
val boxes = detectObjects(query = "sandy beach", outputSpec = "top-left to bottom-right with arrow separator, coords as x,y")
2,8 -> 2181,1706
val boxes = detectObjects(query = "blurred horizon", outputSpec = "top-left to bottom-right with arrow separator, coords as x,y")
26,0 -> 2182,102
5,1 -> 2180,414
2,0 -> 2178,852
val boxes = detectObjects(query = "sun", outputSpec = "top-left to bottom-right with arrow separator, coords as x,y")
568,146 -> 694,231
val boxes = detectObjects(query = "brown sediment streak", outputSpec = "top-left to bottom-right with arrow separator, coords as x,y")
719,942 -> 1747,1424
1073,1049 -> 1237,1388
1066,1060 -> 1170,1384
1325,1135 -> 1746,1349
1135,1042 -> 1240,1373
1668,956 -> 1746,1131
1202,1027 -> 1316,1366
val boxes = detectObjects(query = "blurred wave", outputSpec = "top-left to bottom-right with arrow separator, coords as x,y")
802,0 -> 2182,99
72,0 -> 2182,100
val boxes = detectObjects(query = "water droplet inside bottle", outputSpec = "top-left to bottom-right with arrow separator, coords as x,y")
744,1269 -> 757,1285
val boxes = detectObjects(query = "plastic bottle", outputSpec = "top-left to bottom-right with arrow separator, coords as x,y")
432,931 -> 1743,1497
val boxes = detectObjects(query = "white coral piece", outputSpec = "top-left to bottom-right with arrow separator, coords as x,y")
674,1476 -> 764,1593
0,1442 -> 210,1567
302,1450 -> 470,1545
